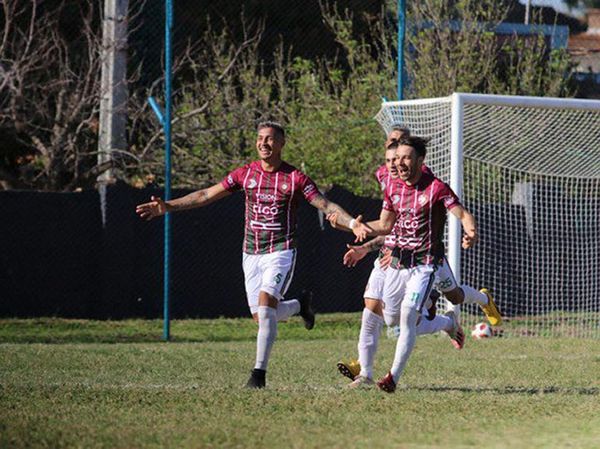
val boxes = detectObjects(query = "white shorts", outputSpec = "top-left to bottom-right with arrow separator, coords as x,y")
242,249 -> 296,314
381,265 -> 436,323
363,258 -> 386,300
435,257 -> 458,292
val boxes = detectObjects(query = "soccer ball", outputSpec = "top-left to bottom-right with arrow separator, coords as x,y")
471,322 -> 493,339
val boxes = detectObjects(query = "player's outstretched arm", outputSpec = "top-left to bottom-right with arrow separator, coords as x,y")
309,194 -> 372,241
136,183 -> 231,220
343,236 -> 385,267
449,205 -> 478,249
364,209 -> 396,236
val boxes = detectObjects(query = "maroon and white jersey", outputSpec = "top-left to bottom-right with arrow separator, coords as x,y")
382,171 -> 460,268
221,161 -> 320,255
375,164 -> 392,192
376,164 -> 436,257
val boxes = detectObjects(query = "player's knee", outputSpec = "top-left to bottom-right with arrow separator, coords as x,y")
258,290 -> 279,308
400,304 -> 418,326
383,312 -> 399,327
364,298 -> 383,316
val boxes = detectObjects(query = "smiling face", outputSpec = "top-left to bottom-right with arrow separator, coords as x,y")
385,148 -> 399,178
256,126 -> 284,163
395,144 -> 424,184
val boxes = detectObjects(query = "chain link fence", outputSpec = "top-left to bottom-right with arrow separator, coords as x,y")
0,184 -> 382,318
1,0 -> 398,318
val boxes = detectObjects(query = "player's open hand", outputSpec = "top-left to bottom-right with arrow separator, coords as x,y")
351,215 -> 372,242
379,247 -> 392,270
462,229 -> 478,249
136,195 -> 168,220
343,244 -> 368,267
326,212 -> 340,229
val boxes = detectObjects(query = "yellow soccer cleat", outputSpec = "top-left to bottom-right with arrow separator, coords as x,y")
480,288 -> 502,326
337,359 -> 361,380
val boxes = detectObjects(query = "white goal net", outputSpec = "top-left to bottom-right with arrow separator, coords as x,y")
375,93 -> 600,338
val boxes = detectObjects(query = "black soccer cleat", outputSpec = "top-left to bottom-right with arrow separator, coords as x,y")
245,369 -> 266,389
299,290 -> 315,330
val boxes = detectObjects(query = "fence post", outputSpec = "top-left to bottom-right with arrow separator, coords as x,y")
98,0 -> 129,195
163,0 -> 174,341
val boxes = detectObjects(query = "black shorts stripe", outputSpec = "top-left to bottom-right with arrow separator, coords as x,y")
417,268 -> 438,315
281,249 -> 297,296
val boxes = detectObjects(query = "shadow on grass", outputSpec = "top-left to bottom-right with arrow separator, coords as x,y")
411,385 -> 599,395
0,315 -> 361,344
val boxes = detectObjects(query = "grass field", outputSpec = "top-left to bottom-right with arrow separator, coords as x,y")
1,315 -> 600,449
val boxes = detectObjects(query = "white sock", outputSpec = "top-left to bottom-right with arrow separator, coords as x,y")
254,306 -> 278,370
357,308 -> 384,379
390,306 -> 418,383
276,300 -> 300,321
461,285 -> 488,305
417,314 -> 453,334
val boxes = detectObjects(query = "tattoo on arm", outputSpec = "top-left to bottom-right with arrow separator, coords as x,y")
364,236 -> 385,252
311,195 -> 353,228
169,189 -> 209,211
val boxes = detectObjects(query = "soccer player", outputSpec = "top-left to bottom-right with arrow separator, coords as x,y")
371,126 -> 499,323
360,135 -> 481,392
330,139 -> 466,388
135,121 -> 371,389
377,126 -> 500,325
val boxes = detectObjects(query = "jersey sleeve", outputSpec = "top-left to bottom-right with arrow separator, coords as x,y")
382,187 -> 394,211
298,172 -> 320,202
376,165 -> 390,192
221,166 -> 246,192
437,181 -> 461,210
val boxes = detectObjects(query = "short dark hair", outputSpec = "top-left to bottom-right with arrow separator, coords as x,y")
398,135 -> 429,158
386,140 -> 399,151
257,121 -> 285,139
390,125 -> 410,136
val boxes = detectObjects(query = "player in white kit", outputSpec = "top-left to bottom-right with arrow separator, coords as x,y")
136,121 -> 371,389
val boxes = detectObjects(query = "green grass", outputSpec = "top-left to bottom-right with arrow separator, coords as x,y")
1,315 -> 600,449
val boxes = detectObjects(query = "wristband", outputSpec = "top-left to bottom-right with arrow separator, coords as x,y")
349,218 -> 357,229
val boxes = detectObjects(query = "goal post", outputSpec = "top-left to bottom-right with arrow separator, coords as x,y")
375,93 -> 600,338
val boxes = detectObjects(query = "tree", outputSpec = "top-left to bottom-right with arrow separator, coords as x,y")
0,1 -> 104,190
0,0 -> 576,196
404,0 -> 574,98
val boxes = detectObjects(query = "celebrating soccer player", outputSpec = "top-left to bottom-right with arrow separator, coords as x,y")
333,132 -> 501,387
135,121 -> 371,389
344,135 -> 484,392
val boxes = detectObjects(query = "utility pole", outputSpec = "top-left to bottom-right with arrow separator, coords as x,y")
98,0 -> 129,190
525,0 -> 531,25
